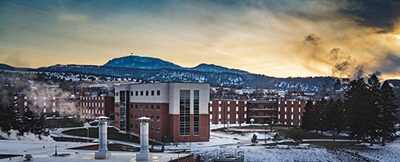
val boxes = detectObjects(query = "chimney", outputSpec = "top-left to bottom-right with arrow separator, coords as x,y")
136,117 -> 153,161
95,116 -> 111,159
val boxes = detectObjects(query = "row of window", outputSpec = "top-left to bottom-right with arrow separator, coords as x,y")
129,114 -> 161,121
210,111 -> 243,114
130,104 -> 160,110
130,124 -> 160,132
131,90 -> 161,97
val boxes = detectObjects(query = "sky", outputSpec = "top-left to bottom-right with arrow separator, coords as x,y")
0,0 -> 399,79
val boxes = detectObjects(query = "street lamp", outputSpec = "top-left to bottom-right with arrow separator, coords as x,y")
250,118 -> 254,133
86,126 -> 89,143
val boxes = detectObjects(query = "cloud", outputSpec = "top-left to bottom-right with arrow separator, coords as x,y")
339,0 -> 400,33
0,0 -> 399,79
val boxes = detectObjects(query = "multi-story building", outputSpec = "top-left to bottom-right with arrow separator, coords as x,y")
209,99 -> 307,126
114,83 -> 210,142
79,96 -> 114,119
14,95 -> 79,118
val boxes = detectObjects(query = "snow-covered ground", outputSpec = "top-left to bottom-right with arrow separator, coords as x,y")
164,125 -> 400,162
2,125 -> 399,162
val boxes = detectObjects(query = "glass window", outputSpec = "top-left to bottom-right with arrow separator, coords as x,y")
146,91 -> 149,96
151,91 -> 154,96
151,105 -> 154,110
156,105 -> 160,110
193,90 -> 200,135
131,91 -> 133,96
157,90 -> 160,96
135,91 -> 138,96
179,90 -> 191,135
140,91 -> 143,96
145,105 -> 149,110
156,116 -> 160,121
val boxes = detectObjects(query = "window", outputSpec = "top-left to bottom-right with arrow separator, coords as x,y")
116,92 -> 119,96
179,90 -> 190,135
156,105 -> 160,110
210,111 -> 212,114
194,90 -> 199,135
140,105 -> 143,110
156,116 -> 160,121
135,105 -> 138,109
140,91 -> 143,96
156,127 -> 160,132
135,91 -> 138,96
146,91 -> 149,96
145,105 -> 149,110
151,116 -> 154,121
151,126 -> 154,131
131,91 -> 133,96
151,105 -> 154,110
157,90 -> 160,96
130,104 -> 133,109
135,124 -> 138,129
135,115 -> 138,119
130,124 -> 133,129
151,91 -> 154,96
130,114 -> 133,118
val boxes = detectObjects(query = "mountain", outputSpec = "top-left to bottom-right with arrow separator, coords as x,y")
103,55 -> 249,75
5,55 -> 398,92
191,63 -> 249,75
103,55 -> 182,70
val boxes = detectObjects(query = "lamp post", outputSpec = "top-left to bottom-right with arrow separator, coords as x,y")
86,127 -> 89,143
264,124 -> 266,143
250,118 -> 254,133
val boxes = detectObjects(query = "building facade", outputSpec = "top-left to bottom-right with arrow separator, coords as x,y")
114,83 -> 210,142
209,99 -> 306,126
15,95 -> 79,118
79,96 -> 114,119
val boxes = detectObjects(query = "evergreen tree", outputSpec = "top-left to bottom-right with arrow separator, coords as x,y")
344,78 -> 375,143
315,98 -> 328,133
301,101 -> 317,131
0,85 -> 21,136
324,99 -> 345,140
377,81 -> 398,146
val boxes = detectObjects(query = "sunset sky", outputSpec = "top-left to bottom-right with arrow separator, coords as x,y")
1,0 -> 399,79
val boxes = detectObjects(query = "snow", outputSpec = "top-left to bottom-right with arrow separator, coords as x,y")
2,125 -> 400,162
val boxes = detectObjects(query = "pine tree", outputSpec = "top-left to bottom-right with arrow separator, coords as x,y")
324,99 -> 345,139
344,78 -> 375,142
301,101 -> 317,131
315,98 -> 328,133
0,85 -> 21,136
377,81 -> 397,146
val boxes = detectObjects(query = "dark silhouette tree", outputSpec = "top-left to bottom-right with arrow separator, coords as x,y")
324,99 -> 345,140
301,101 -> 317,131
0,85 -> 21,136
344,78 -> 375,143
377,81 -> 398,146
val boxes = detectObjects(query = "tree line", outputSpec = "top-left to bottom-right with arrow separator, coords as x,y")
0,81 -> 48,139
301,75 -> 398,146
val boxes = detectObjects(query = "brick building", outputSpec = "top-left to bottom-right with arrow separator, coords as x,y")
14,95 -> 79,118
114,83 -> 210,142
79,96 -> 114,119
209,99 -> 307,126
